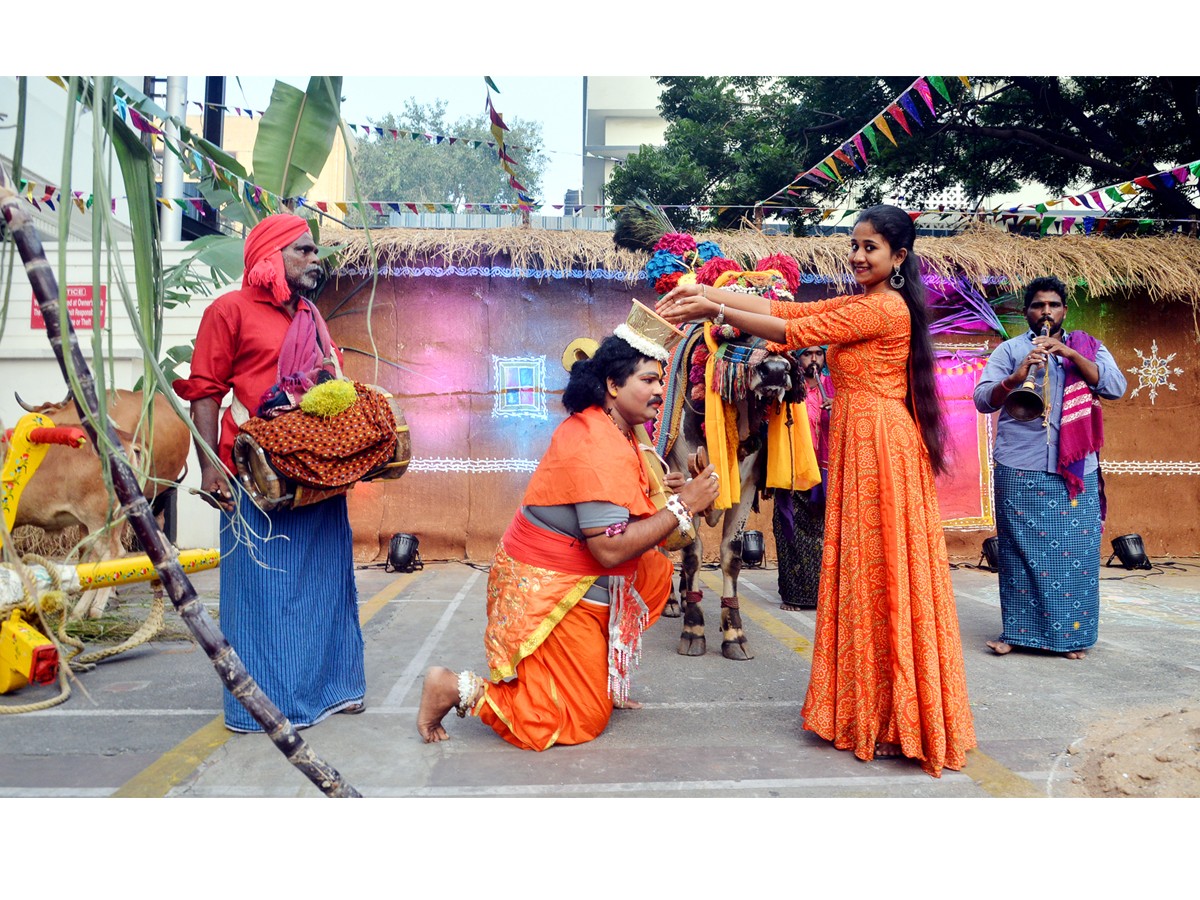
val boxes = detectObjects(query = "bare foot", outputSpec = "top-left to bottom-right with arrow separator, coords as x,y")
614,698 -> 643,710
986,640 -> 1013,655
417,666 -> 460,743
874,741 -> 903,759
1064,650 -> 1088,660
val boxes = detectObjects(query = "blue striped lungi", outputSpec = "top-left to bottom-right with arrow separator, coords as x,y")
219,491 -> 365,732
994,464 -> 1101,653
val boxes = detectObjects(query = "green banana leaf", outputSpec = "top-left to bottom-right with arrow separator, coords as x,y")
197,181 -> 253,227
251,77 -> 343,199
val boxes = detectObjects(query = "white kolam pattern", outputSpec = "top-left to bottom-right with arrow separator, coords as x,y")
1126,339 -> 1184,405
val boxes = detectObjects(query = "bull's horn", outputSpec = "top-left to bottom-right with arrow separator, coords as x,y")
14,390 -> 72,413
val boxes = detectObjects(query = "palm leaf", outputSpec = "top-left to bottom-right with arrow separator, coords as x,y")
252,77 -> 343,199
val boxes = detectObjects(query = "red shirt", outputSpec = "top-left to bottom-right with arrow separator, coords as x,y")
173,284 -> 341,472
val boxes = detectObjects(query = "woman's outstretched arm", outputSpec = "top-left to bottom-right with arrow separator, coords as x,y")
657,282 -> 787,343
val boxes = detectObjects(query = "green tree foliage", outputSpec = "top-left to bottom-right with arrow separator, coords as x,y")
606,76 -> 1200,233
351,98 -> 548,209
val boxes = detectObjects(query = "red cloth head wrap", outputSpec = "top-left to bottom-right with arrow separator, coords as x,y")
243,214 -> 312,304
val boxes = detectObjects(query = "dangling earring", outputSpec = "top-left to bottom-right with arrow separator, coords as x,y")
890,265 -> 905,290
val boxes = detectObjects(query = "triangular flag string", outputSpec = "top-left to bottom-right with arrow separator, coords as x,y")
36,76 -> 1200,236
758,77 -> 966,210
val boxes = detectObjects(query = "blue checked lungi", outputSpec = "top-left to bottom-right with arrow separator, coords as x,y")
218,491 -> 366,732
994,464 -> 1101,653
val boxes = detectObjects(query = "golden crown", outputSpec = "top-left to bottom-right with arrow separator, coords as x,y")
614,298 -> 686,362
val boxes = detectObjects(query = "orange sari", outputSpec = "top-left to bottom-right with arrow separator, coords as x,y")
769,291 -> 977,777
474,405 -> 674,750
478,543 -> 671,750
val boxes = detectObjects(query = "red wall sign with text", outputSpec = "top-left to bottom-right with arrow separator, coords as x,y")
30,285 -> 107,330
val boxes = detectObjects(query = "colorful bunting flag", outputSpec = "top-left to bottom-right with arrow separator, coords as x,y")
887,104 -> 911,135
874,114 -> 897,146
914,79 -> 936,115
863,124 -> 880,155
852,133 -> 868,167
128,108 -> 161,135
899,94 -> 923,128
928,76 -> 952,104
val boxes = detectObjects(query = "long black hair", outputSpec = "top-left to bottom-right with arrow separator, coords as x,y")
562,334 -> 652,414
855,204 -> 949,476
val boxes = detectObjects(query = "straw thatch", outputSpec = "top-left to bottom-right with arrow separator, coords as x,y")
327,225 -> 1200,307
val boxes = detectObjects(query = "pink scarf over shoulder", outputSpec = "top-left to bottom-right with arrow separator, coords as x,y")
1057,331 -> 1104,505
255,299 -> 338,417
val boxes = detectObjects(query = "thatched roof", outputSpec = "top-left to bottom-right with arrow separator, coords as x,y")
328,225 -> 1200,306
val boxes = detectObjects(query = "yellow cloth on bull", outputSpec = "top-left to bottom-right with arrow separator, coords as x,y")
703,323 -> 741,510
702,323 -> 821,508
766,402 -> 821,492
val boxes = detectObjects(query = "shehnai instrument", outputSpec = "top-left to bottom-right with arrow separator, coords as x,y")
1004,322 -> 1050,425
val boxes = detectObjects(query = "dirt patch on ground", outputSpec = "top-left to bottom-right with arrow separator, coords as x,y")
1060,704 -> 1200,797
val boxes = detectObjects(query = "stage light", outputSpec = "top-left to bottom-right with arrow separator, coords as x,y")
385,533 -> 424,573
980,536 -> 1000,572
1107,533 -> 1151,570
734,530 -> 765,568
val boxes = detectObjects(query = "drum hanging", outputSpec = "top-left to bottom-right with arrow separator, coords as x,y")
233,381 -> 403,512
362,387 -> 411,483
232,432 -> 291,511
232,432 -> 351,512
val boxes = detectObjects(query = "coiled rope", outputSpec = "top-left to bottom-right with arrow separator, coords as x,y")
0,551 -> 166,714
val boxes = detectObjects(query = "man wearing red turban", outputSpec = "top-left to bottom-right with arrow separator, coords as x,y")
174,213 -> 366,733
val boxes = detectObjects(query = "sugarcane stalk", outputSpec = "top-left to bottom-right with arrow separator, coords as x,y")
1,161 -> 360,798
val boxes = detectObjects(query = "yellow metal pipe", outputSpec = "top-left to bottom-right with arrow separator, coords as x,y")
72,548 -> 220,590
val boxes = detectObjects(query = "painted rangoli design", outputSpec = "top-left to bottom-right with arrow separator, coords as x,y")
1126,340 -> 1183,404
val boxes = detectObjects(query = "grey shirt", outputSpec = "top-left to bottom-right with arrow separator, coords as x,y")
522,501 -> 630,604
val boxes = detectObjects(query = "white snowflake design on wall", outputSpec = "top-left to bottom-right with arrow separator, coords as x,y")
1126,340 -> 1184,404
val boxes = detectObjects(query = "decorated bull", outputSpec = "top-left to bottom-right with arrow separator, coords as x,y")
655,272 -> 819,659
615,206 -> 819,661
9,389 -> 191,618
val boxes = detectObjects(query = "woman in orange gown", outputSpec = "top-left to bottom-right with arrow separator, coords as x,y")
658,205 -> 976,777
417,331 -> 720,749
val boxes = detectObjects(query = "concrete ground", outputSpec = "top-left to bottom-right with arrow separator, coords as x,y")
3,556 -> 1197,801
